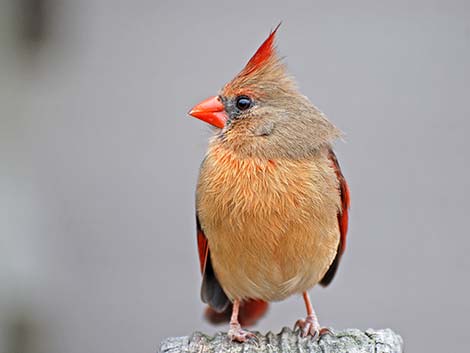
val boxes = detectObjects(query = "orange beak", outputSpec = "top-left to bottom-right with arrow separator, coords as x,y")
188,96 -> 227,129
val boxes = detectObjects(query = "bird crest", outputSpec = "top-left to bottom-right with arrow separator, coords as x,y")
222,23 -> 291,97
241,23 -> 281,76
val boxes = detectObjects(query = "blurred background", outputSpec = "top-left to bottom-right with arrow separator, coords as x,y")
1,1 -> 469,353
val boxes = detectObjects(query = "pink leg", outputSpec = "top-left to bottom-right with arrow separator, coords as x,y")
294,292 -> 333,339
227,299 -> 256,342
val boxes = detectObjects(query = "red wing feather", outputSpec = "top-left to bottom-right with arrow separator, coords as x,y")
197,223 -> 209,274
320,149 -> 350,286
333,153 -> 350,256
196,215 -> 230,312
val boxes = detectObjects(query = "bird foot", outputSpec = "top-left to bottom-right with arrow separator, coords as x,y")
228,322 -> 257,343
294,315 -> 333,339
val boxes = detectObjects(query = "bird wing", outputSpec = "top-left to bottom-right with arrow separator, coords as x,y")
196,216 -> 209,274
196,213 -> 230,312
320,149 -> 351,286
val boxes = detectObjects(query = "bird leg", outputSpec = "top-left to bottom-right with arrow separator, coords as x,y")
227,299 -> 256,342
294,291 -> 333,339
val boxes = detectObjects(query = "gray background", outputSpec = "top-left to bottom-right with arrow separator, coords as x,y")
1,1 -> 469,353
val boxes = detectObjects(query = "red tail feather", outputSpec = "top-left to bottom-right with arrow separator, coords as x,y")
204,300 -> 268,327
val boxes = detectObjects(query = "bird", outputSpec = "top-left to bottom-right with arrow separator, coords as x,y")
188,24 -> 350,342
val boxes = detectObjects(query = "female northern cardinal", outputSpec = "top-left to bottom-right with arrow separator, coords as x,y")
188,25 -> 350,342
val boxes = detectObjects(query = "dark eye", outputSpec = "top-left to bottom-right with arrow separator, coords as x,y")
235,96 -> 252,111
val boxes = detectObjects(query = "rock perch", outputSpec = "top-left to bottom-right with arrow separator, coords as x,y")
159,327 -> 403,353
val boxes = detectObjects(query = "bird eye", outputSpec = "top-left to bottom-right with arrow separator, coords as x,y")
235,96 -> 252,111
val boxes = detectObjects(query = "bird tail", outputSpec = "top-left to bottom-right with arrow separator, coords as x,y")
204,299 -> 268,327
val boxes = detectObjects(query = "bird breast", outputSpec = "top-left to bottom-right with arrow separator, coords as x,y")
196,142 -> 341,302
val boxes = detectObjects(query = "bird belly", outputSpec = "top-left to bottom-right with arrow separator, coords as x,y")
197,146 -> 341,301
209,222 -> 338,302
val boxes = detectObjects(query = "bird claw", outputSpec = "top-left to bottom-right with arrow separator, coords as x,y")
228,323 -> 257,343
319,327 -> 334,337
294,317 -> 319,339
294,315 -> 334,340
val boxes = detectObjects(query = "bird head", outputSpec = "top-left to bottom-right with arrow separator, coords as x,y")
189,24 -> 341,159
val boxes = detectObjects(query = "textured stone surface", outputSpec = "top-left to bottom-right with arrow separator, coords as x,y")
159,327 -> 403,353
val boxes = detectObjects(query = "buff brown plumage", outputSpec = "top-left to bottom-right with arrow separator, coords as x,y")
189,24 -> 350,342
